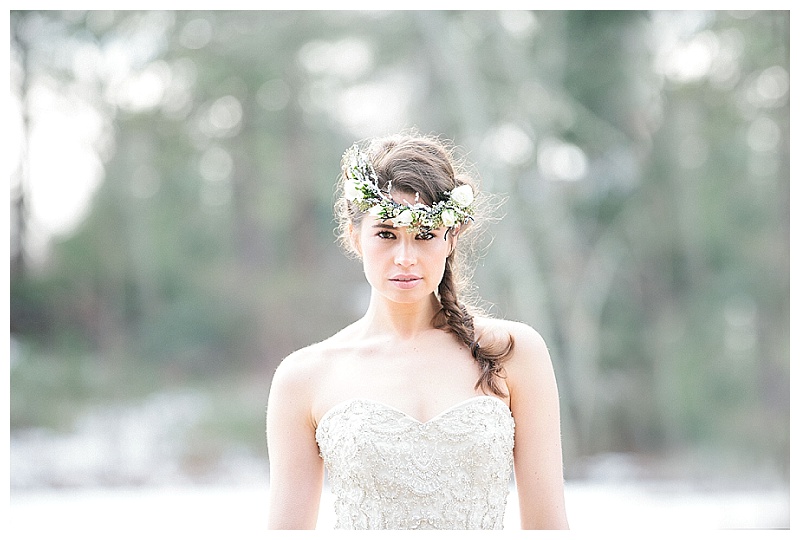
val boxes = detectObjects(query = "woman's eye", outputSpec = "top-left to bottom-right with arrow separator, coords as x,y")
416,232 -> 436,241
377,231 -> 395,239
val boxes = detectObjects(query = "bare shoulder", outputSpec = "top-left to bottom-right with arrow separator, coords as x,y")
475,317 -> 549,359
270,322 -> 360,397
272,343 -> 323,390
474,317 -> 554,392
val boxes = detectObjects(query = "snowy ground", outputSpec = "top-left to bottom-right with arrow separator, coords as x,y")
9,481 -> 788,537
8,389 -> 790,534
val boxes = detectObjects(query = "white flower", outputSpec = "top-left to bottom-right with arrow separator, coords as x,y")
393,209 -> 414,228
450,185 -> 474,207
441,208 -> 458,227
344,179 -> 362,201
368,205 -> 383,217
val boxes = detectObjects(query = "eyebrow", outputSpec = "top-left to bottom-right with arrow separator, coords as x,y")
371,223 -> 395,229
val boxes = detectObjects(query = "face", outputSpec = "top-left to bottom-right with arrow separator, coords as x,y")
354,212 -> 455,306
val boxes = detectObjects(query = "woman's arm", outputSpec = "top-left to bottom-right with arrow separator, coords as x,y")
266,351 -> 325,529
504,322 -> 570,529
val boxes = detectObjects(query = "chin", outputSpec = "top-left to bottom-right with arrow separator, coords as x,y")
381,287 -> 435,305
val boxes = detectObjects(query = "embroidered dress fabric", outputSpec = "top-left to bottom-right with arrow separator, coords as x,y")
315,396 -> 515,529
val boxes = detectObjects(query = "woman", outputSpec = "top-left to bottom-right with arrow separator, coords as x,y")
266,132 -> 569,530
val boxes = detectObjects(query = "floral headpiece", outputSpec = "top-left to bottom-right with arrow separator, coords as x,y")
342,144 -> 475,232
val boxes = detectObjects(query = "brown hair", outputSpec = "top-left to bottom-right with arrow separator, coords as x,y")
334,131 -> 514,397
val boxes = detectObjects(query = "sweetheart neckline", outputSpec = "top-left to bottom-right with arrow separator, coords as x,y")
316,395 -> 511,429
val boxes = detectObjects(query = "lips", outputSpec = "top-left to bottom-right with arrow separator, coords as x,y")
389,274 -> 422,289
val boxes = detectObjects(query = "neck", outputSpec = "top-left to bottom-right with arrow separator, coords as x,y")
361,291 -> 441,340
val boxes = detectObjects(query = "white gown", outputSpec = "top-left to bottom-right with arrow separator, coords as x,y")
315,395 -> 515,529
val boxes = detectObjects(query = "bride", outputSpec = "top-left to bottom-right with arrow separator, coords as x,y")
266,132 -> 569,529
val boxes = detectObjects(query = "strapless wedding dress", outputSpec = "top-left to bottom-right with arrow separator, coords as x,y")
315,395 -> 515,529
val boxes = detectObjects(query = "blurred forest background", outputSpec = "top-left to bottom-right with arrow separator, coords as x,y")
9,10 -> 789,497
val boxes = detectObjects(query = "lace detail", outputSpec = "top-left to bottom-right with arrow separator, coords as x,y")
315,396 -> 515,530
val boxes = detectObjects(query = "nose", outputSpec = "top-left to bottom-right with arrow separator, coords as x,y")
394,238 -> 417,267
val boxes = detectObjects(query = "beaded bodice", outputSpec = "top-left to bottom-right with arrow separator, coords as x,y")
315,396 -> 515,530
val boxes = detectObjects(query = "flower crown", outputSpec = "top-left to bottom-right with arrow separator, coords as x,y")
342,144 -> 475,232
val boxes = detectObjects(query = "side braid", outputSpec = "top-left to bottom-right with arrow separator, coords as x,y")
437,255 -> 513,397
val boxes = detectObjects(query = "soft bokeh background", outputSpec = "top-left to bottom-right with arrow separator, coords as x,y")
9,9 -> 790,531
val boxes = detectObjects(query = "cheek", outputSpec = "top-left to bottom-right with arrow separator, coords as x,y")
429,243 -> 451,282
358,234 -> 382,261
357,238 -> 387,283
421,239 -> 452,266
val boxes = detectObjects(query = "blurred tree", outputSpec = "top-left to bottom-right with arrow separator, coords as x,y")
9,10 -> 789,485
